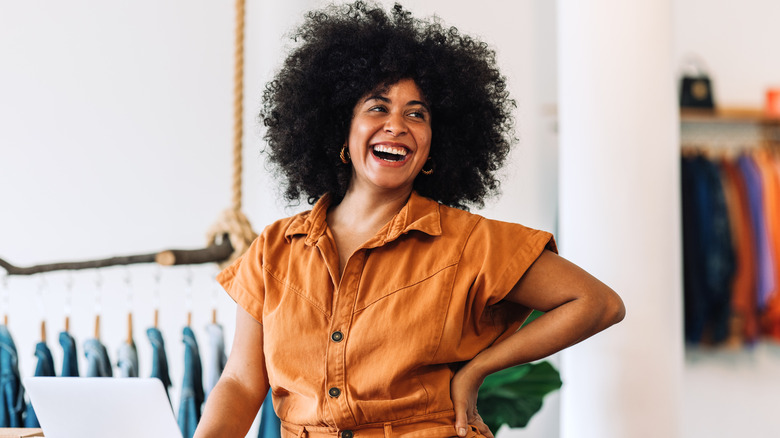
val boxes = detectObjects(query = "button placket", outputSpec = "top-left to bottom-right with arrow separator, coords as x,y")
324,250 -> 366,428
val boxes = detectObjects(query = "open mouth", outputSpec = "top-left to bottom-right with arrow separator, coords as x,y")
371,144 -> 409,162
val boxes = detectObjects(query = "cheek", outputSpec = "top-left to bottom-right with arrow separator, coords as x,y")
347,118 -> 376,147
417,130 -> 432,156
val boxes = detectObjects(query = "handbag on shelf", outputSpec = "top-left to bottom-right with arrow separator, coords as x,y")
679,58 -> 716,109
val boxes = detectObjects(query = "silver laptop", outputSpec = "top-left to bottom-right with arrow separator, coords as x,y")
24,377 -> 183,438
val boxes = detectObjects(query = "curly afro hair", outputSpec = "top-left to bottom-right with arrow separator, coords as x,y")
261,1 -> 515,209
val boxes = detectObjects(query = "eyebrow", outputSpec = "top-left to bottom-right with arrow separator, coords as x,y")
364,95 -> 431,112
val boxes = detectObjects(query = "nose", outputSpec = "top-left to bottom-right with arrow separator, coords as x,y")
384,112 -> 407,136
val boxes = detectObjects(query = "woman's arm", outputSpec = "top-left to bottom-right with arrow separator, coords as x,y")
194,306 -> 269,438
452,249 -> 625,437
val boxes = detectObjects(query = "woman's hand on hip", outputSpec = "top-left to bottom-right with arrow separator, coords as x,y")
451,365 -> 493,438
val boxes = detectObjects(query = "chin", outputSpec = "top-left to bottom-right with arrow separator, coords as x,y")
368,178 -> 415,192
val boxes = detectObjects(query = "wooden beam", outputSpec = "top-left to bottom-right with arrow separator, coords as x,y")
0,236 -> 233,276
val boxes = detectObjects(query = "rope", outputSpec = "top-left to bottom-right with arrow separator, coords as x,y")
206,209 -> 257,267
208,0 -> 256,268
232,0 -> 245,212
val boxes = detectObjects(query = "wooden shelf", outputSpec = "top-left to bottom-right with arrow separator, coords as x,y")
681,107 -> 780,124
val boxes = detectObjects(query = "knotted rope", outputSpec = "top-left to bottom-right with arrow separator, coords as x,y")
207,209 -> 256,268
208,0 -> 256,268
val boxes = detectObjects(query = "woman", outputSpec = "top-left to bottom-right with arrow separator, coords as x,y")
195,2 -> 625,437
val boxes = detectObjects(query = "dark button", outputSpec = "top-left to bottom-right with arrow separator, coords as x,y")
331,331 -> 344,342
328,387 -> 341,398
341,431 -> 353,438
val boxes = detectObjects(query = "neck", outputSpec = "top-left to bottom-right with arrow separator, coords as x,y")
329,186 -> 413,233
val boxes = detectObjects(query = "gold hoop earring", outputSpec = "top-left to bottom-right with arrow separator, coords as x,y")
421,157 -> 434,175
340,144 -> 350,164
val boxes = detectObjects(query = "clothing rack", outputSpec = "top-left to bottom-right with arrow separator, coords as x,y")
681,111 -> 780,349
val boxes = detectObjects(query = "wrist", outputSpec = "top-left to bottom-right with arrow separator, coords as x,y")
457,357 -> 488,388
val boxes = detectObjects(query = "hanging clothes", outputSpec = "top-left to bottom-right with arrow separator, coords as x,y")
681,155 -> 735,344
58,331 -> 79,377
0,325 -> 25,427
83,338 -> 113,377
178,326 -> 204,438
258,392 -> 281,438
763,153 -> 780,340
117,341 -> 139,378
147,327 -> 172,398
24,341 -> 55,428
720,159 -> 760,344
204,323 -> 226,398
736,154 -> 775,310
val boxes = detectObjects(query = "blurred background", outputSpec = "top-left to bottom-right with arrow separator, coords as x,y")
1,0 -> 777,437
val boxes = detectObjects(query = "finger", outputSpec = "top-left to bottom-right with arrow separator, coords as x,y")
473,414 -> 494,438
453,400 -> 469,437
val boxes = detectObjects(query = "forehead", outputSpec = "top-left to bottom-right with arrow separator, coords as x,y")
364,79 -> 427,103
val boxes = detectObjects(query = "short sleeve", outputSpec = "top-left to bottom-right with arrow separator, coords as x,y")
450,218 -> 557,357
216,233 -> 266,324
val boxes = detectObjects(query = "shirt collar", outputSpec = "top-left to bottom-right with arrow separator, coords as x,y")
284,191 -> 443,246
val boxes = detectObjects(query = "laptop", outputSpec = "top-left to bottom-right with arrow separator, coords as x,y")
24,377 -> 183,438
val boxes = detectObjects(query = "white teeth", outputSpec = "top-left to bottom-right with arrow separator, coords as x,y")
373,144 -> 407,156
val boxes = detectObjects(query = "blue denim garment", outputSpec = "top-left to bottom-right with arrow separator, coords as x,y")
0,325 -> 25,427
83,338 -> 113,377
204,323 -> 226,398
117,341 -> 139,378
58,331 -> 79,377
258,392 -> 281,438
24,341 -> 55,427
146,327 -> 172,398
178,326 -> 204,438
681,156 -> 735,344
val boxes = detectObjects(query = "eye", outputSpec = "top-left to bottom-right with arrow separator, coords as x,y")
368,105 -> 387,113
407,109 -> 428,120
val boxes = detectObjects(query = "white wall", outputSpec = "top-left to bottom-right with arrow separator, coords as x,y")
0,1 -> 558,437
674,1 -> 780,437
674,0 -> 780,107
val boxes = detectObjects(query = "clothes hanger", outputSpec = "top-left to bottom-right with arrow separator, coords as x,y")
211,272 -> 218,325
37,276 -> 47,343
64,274 -> 73,333
153,267 -> 161,329
94,271 -> 102,340
125,270 -> 133,345
186,267 -> 193,327
1,275 -> 8,326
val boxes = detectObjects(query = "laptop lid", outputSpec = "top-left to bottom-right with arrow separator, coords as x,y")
24,377 -> 183,438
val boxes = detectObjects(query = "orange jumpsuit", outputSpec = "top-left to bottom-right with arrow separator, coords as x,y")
218,192 -> 555,438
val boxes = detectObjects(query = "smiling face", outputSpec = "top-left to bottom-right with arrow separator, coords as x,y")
346,78 -> 432,197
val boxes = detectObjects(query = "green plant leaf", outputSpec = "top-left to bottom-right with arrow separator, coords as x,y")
477,361 -> 562,431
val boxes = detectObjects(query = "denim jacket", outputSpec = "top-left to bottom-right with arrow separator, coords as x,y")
58,332 -> 79,377
204,323 -> 226,398
83,338 -> 113,377
147,327 -> 172,398
117,341 -> 139,378
24,341 -> 55,427
178,326 -> 204,438
0,325 -> 25,427
259,392 -> 281,438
